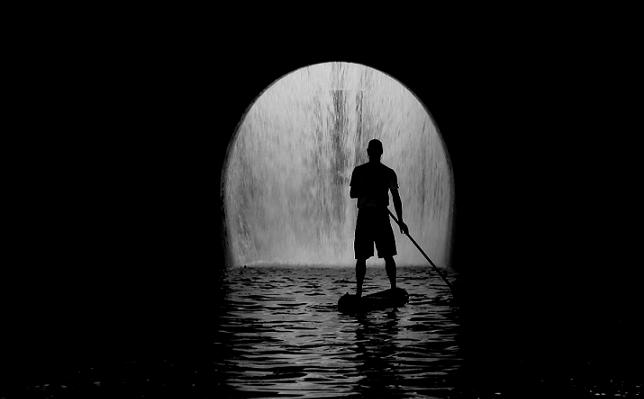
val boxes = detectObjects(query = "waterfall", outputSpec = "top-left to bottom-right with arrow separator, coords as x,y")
222,62 -> 453,268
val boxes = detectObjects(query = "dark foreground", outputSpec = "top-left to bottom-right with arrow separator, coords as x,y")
4,265 -> 642,398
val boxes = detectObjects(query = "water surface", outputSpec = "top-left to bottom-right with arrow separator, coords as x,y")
214,265 -> 462,398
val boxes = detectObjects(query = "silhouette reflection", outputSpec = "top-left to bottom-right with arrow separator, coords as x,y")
353,310 -> 406,397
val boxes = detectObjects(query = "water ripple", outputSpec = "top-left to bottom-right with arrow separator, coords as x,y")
215,265 -> 462,398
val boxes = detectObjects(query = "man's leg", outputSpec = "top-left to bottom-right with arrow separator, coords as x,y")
356,258 -> 366,298
384,256 -> 396,290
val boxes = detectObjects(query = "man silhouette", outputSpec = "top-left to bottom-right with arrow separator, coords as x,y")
350,139 -> 408,298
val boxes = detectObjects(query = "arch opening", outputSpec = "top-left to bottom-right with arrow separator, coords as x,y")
222,62 -> 454,268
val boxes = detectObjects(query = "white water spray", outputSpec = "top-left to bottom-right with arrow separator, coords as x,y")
223,62 -> 453,268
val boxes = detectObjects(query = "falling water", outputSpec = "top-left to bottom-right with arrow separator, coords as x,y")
223,62 -> 453,268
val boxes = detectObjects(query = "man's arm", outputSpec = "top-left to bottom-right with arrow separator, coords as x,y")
350,184 -> 359,199
391,188 -> 408,235
349,169 -> 359,198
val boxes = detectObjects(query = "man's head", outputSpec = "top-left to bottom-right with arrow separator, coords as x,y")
367,139 -> 383,161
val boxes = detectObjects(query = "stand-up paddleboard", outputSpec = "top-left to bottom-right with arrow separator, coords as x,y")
338,287 -> 409,313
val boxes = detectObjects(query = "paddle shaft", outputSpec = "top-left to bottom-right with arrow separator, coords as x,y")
387,209 -> 456,296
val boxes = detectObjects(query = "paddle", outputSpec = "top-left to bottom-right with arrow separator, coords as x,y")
388,208 -> 456,298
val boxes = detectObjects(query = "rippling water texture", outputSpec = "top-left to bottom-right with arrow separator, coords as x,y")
214,266 -> 462,398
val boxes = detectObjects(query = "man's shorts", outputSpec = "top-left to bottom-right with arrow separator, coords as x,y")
354,207 -> 397,260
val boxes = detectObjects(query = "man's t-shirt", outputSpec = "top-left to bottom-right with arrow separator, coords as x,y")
349,162 -> 398,209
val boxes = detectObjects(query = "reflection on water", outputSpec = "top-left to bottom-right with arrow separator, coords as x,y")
16,265 -> 640,397
214,265 -> 463,398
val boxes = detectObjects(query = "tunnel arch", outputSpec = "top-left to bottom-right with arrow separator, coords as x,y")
221,62 -> 454,269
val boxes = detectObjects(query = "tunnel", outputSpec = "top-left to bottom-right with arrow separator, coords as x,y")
222,62 -> 454,269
